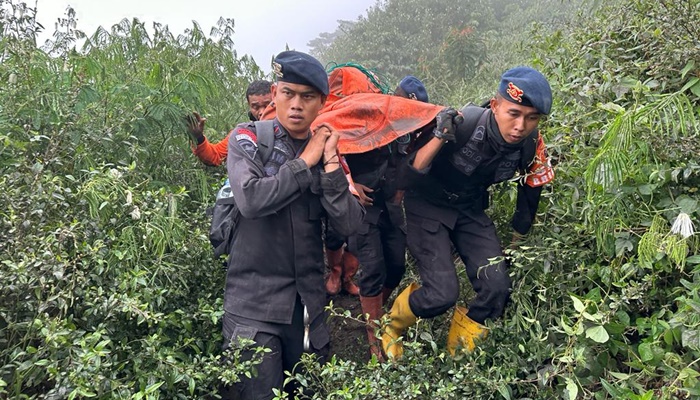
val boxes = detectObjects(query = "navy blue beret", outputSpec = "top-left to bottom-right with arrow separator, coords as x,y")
272,50 -> 329,95
397,75 -> 429,103
498,66 -> 552,115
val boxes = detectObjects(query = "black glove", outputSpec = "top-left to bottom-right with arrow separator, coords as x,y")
432,107 -> 462,142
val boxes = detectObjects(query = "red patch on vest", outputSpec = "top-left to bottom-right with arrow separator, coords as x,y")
236,128 -> 257,143
525,134 -> 554,187
507,82 -> 524,103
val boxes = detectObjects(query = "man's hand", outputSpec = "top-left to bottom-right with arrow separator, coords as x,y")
354,183 -> 374,206
432,107 -> 461,142
318,124 -> 340,161
299,127 -> 330,168
316,124 -> 342,172
185,112 -> 206,142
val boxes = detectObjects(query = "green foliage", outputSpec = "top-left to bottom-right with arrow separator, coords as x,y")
2,0 -> 700,398
0,1 -> 265,397
296,0 -> 700,398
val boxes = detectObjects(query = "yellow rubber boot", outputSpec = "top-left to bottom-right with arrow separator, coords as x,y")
381,282 -> 419,360
446,306 -> 488,356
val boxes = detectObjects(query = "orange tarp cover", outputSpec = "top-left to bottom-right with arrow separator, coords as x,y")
194,66 -> 443,165
259,65 -> 444,154
314,93 -> 443,154
260,93 -> 443,155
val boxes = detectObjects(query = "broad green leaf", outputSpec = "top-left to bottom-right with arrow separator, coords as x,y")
565,378 -> 579,400
497,383 -> 511,400
598,102 -> 625,113
680,60 -> 695,78
637,184 -> 655,195
641,390 -> 655,400
682,329 -> 700,349
609,371 -> 630,380
691,81 -> 700,98
571,295 -> 585,313
638,343 -> 654,361
681,76 -> 699,94
582,312 -> 602,321
586,325 -> 609,343
144,382 -> 164,394
676,196 -> 698,214
679,368 -> 700,380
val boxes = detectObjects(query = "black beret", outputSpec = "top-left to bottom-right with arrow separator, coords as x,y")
272,50 -> 329,96
397,75 -> 429,103
498,66 -> 552,115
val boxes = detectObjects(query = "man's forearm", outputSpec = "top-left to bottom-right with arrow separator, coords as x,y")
412,137 -> 446,170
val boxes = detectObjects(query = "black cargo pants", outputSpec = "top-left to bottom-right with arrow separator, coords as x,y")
347,202 -> 407,297
220,298 -> 329,400
405,209 -> 511,324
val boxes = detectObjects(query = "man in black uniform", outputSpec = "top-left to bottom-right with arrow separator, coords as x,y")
222,50 -> 364,399
382,66 -> 554,359
347,75 -> 430,360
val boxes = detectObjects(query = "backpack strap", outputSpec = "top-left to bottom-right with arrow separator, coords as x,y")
455,104 -> 490,149
254,120 -> 275,164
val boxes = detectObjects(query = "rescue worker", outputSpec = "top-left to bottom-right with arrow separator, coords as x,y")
394,75 -> 429,103
221,51 -> 364,399
186,77 -> 363,296
348,75 -> 430,360
382,66 -> 554,359
187,79 -> 273,166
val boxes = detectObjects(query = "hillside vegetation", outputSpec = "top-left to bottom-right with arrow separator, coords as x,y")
1,0 -> 699,398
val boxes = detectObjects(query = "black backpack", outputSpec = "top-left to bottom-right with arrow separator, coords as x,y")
209,120 -> 275,258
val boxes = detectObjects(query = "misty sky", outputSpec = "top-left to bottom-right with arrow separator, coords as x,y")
35,0 -> 377,71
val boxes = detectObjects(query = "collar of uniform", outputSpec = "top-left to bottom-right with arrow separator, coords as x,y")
272,117 -> 311,141
486,112 -> 524,154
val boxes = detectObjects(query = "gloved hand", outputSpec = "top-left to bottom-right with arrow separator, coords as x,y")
432,107 -> 463,142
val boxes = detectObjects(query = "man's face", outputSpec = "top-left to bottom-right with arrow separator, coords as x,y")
490,96 -> 542,144
247,93 -> 272,121
272,82 -> 325,137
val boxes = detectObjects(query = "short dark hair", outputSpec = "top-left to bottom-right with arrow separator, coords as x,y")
246,80 -> 272,101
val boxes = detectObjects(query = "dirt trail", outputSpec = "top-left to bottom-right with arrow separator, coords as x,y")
327,292 -> 370,363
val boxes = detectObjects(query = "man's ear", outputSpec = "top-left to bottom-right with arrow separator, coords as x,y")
320,94 -> 327,107
489,96 -> 498,110
271,84 -> 278,98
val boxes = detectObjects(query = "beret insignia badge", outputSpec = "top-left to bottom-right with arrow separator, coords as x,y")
272,61 -> 283,78
506,82 -> 523,103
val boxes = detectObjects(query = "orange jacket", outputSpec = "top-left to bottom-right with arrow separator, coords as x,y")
192,134 -> 230,166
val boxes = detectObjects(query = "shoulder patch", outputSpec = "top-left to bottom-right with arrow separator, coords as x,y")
235,127 -> 258,159
524,134 -> 554,187
235,128 -> 257,143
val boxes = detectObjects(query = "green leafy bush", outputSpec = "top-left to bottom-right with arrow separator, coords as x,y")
2,0 -> 699,398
